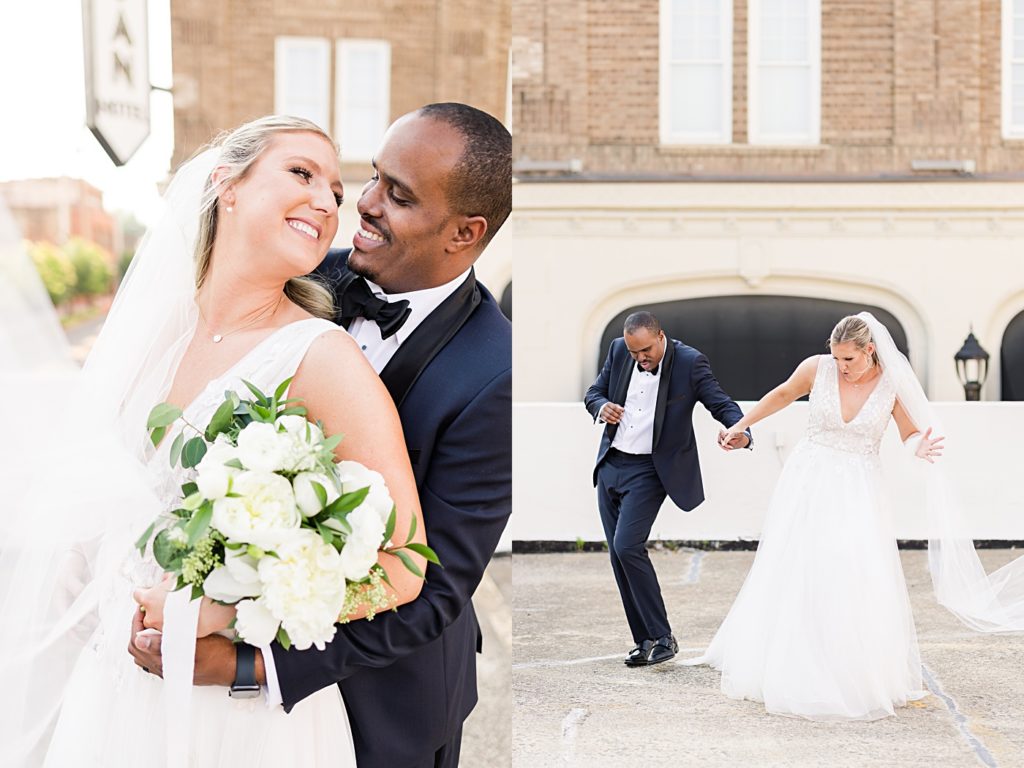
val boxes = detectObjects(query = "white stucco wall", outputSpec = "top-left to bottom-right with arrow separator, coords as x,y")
508,180 -> 1024,404
512,401 -> 1024,541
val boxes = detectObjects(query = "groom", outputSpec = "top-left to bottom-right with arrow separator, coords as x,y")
131,103 -> 511,768
584,311 -> 749,667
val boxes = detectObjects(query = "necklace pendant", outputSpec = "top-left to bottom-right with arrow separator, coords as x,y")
212,334 -> 223,343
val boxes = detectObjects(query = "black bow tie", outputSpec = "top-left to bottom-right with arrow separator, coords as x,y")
637,362 -> 659,376
338,278 -> 411,340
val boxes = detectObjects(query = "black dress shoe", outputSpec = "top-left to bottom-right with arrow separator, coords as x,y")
624,639 -> 654,667
646,634 -> 678,666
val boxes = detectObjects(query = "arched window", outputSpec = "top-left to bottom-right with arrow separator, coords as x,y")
1000,309 -> 1024,400
598,296 -> 909,400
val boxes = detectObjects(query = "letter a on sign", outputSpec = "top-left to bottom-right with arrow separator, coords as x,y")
83,0 -> 150,166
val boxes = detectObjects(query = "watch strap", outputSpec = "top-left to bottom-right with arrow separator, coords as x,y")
229,642 -> 261,698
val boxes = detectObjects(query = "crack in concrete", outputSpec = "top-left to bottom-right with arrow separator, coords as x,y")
922,664 -> 998,768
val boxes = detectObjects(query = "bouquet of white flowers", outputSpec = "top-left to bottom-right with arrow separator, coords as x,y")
136,377 -> 437,651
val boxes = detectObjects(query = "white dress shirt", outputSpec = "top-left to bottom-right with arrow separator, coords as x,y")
609,364 -> 661,455
346,269 -> 472,374
261,268 -> 471,707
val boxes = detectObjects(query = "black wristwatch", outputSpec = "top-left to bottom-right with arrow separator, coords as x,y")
229,642 -> 261,699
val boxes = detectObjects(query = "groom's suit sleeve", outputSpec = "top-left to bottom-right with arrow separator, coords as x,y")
270,366 -> 512,711
691,353 -> 750,439
584,344 -> 616,421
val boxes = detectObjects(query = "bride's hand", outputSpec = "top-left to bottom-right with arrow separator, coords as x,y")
717,427 -> 748,451
197,597 -> 237,638
133,574 -> 176,632
915,427 -> 945,463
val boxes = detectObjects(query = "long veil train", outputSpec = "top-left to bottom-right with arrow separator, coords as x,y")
861,311 -> 1024,632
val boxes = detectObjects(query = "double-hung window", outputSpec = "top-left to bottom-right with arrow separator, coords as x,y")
660,0 -> 734,144
747,0 -> 820,145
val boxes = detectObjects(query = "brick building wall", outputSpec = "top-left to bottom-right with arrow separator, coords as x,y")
512,0 -> 1024,176
0,178 -> 116,254
170,0 -> 511,172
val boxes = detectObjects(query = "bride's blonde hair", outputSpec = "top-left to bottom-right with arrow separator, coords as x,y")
192,115 -> 337,319
828,315 -> 879,365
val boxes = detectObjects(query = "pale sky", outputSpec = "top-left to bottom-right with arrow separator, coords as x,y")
0,0 -> 174,225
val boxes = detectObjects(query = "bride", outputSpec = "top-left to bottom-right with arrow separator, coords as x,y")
691,313 -> 1024,720
0,116 -> 425,766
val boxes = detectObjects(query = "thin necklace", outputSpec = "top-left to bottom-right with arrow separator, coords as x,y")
197,293 -> 284,344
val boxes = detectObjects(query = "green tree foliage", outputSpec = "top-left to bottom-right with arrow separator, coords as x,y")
63,237 -> 113,298
28,241 -> 77,306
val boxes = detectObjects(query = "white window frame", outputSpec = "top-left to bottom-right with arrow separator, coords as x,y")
334,39 -> 392,162
659,0 -> 734,145
1003,1 -> 1024,138
273,37 -> 331,131
747,0 -> 821,145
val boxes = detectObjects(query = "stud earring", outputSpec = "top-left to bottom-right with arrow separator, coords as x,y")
225,205 -> 234,213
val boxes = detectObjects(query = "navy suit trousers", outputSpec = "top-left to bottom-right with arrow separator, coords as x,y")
596,449 -> 671,643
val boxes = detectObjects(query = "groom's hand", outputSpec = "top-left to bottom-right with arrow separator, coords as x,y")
599,403 -> 624,424
127,608 -> 265,686
717,428 -> 750,451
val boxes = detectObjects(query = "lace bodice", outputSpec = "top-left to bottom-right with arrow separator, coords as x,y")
806,355 -> 895,456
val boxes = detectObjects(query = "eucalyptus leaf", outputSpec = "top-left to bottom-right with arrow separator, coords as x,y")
205,398 -> 236,441
134,521 -> 156,555
169,431 -> 185,468
393,549 -> 424,579
153,529 -> 184,571
181,481 -> 198,497
181,437 -> 208,468
150,425 -> 167,448
147,402 -> 183,429
185,501 -> 213,546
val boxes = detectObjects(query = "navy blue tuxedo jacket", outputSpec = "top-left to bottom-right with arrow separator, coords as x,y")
271,249 -> 511,767
584,337 -> 746,512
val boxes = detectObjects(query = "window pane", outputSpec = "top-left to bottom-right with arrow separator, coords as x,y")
337,41 -> 391,161
275,39 -> 329,131
758,65 -> 810,136
1014,64 -> 1024,125
671,0 -> 721,61
670,63 -> 723,136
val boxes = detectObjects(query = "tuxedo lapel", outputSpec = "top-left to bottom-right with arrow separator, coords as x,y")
379,270 -> 481,408
606,350 -> 635,444
652,337 -> 676,451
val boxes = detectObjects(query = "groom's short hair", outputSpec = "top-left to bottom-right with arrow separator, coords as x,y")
417,102 -> 512,248
624,311 -> 661,336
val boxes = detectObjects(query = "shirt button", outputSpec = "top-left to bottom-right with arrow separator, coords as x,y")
361,345 -> 367,350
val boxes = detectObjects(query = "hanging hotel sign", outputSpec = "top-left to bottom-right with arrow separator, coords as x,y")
82,0 -> 151,166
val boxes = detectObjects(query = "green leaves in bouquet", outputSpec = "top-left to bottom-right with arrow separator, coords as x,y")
381,505 -> 441,579
184,500 -> 213,546
180,436 -> 208,469
147,403 -> 182,447
204,397 -> 237,442
153,528 -> 186,571
135,521 -> 156,555
276,626 -> 292,651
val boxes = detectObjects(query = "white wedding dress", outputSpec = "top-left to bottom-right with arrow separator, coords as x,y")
684,354 -> 928,720
39,318 -> 358,767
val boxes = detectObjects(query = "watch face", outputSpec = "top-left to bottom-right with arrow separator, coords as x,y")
228,685 -> 262,699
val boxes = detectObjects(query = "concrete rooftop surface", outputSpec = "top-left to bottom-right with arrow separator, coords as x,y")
513,550 -> 1024,768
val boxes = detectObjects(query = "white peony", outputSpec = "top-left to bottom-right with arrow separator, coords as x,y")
203,547 -> 263,602
258,529 -> 348,651
211,471 -> 300,549
292,471 -> 340,517
236,421 -> 291,472
337,460 -> 394,526
277,415 -> 323,472
195,435 -> 240,499
234,597 -> 280,646
338,505 -> 385,581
